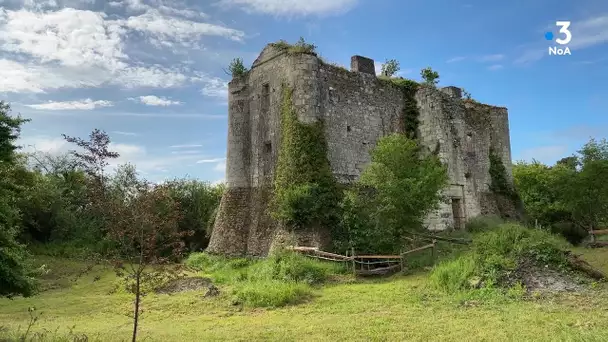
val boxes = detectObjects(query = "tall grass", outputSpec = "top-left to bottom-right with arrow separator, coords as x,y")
430,223 -> 571,293
185,250 -> 344,308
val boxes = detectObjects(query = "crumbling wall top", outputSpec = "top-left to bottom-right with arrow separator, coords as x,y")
350,55 -> 375,75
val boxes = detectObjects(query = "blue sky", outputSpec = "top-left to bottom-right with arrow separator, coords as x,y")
1,0 -> 607,183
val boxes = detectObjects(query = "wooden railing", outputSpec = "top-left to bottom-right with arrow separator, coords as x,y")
286,240 -> 437,276
589,229 -> 608,247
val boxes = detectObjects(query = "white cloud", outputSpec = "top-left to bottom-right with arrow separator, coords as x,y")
487,64 -> 503,71
477,54 -> 504,62
171,150 -> 202,154
119,9 -> 244,47
213,161 -> 226,172
25,98 -> 113,110
211,178 -> 225,185
446,56 -> 466,63
201,77 -> 228,98
216,0 -> 358,17
130,95 -> 182,106
0,59 -> 76,93
0,5 -> 244,93
0,8 -> 127,70
171,144 -> 203,148
196,157 -> 225,163
19,135 -> 68,154
112,131 -> 139,136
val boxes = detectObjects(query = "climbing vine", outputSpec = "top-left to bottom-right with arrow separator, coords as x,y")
489,148 -> 516,198
270,86 -> 341,230
379,77 -> 420,139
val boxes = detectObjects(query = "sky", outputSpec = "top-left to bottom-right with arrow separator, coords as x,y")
1,0 -> 607,183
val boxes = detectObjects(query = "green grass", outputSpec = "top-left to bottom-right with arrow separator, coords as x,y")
2,248 -> 608,341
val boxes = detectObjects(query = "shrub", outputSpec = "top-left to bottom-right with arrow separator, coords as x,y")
233,280 -> 312,308
550,222 -> 588,245
227,58 -> 248,78
465,215 -> 504,233
429,253 -> 477,293
430,223 -> 570,293
248,250 -> 343,284
420,67 -> 439,86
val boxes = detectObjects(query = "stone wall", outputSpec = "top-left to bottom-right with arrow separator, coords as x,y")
208,44 -> 517,256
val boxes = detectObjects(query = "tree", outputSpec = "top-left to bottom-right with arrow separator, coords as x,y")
62,129 -> 119,186
104,165 -> 191,342
163,178 -> 224,251
0,101 -> 36,298
226,58 -> 248,78
420,67 -> 440,86
337,134 -> 448,254
381,59 -> 400,77
564,139 -> 608,234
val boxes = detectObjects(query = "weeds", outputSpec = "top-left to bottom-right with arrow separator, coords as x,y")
430,223 -> 571,294
186,250 -> 344,307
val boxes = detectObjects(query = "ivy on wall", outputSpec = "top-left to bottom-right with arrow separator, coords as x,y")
270,86 -> 341,230
379,77 -> 420,139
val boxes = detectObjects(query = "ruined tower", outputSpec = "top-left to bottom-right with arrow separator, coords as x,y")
207,44 -> 519,256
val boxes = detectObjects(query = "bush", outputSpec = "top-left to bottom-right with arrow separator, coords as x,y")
550,222 -> 588,245
429,253 -> 477,293
233,280 -> 312,308
185,252 -> 250,273
430,223 -> 570,293
248,250 -> 344,284
465,215 -> 504,233
163,179 -> 224,252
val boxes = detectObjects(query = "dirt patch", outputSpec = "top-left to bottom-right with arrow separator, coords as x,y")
155,277 -> 220,297
505,258 -> 587,293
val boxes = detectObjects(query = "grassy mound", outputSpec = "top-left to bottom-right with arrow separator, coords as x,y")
185,250 -> 345,307
430,223 -> 582,294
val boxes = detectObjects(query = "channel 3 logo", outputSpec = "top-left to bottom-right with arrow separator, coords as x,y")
545,21 -> 572,56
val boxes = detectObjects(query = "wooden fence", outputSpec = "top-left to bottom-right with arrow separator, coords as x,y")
589,229 -> 608,247
286,240 -> 437,276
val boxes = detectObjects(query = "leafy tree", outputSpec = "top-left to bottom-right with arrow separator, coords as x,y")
381,59 -> 400,77
104,166 -> 190,342
337,134 -> 448,254
0,101 -> 36,298
159,178 -> 224,251
62,129 -> 119,186
420,67 -> 440,86
564,139 -> 608,234
513,160 -> 573,227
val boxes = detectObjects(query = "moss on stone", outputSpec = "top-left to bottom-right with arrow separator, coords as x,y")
270,85 -> 340,231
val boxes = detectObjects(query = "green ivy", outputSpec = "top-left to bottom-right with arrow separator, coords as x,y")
489,148 -> 519,202
270,86 -> 341,230
379,77 -> 420,139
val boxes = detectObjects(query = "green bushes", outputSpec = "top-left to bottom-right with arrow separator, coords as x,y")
233,281 -> 312,308
163,178 -> 224,251
465,215 -> 504,233
186,250 -> 343,307
430,223 -> 570,293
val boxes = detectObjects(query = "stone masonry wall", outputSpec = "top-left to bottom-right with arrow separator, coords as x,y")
208,44 -> 516,256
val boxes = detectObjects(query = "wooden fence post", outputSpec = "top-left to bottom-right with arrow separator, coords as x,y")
351,247 -> 356,276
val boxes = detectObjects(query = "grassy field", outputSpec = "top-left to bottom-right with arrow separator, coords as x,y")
1,248 -> 608,342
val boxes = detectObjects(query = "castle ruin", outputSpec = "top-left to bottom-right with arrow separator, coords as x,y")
207,43 -> 520,256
